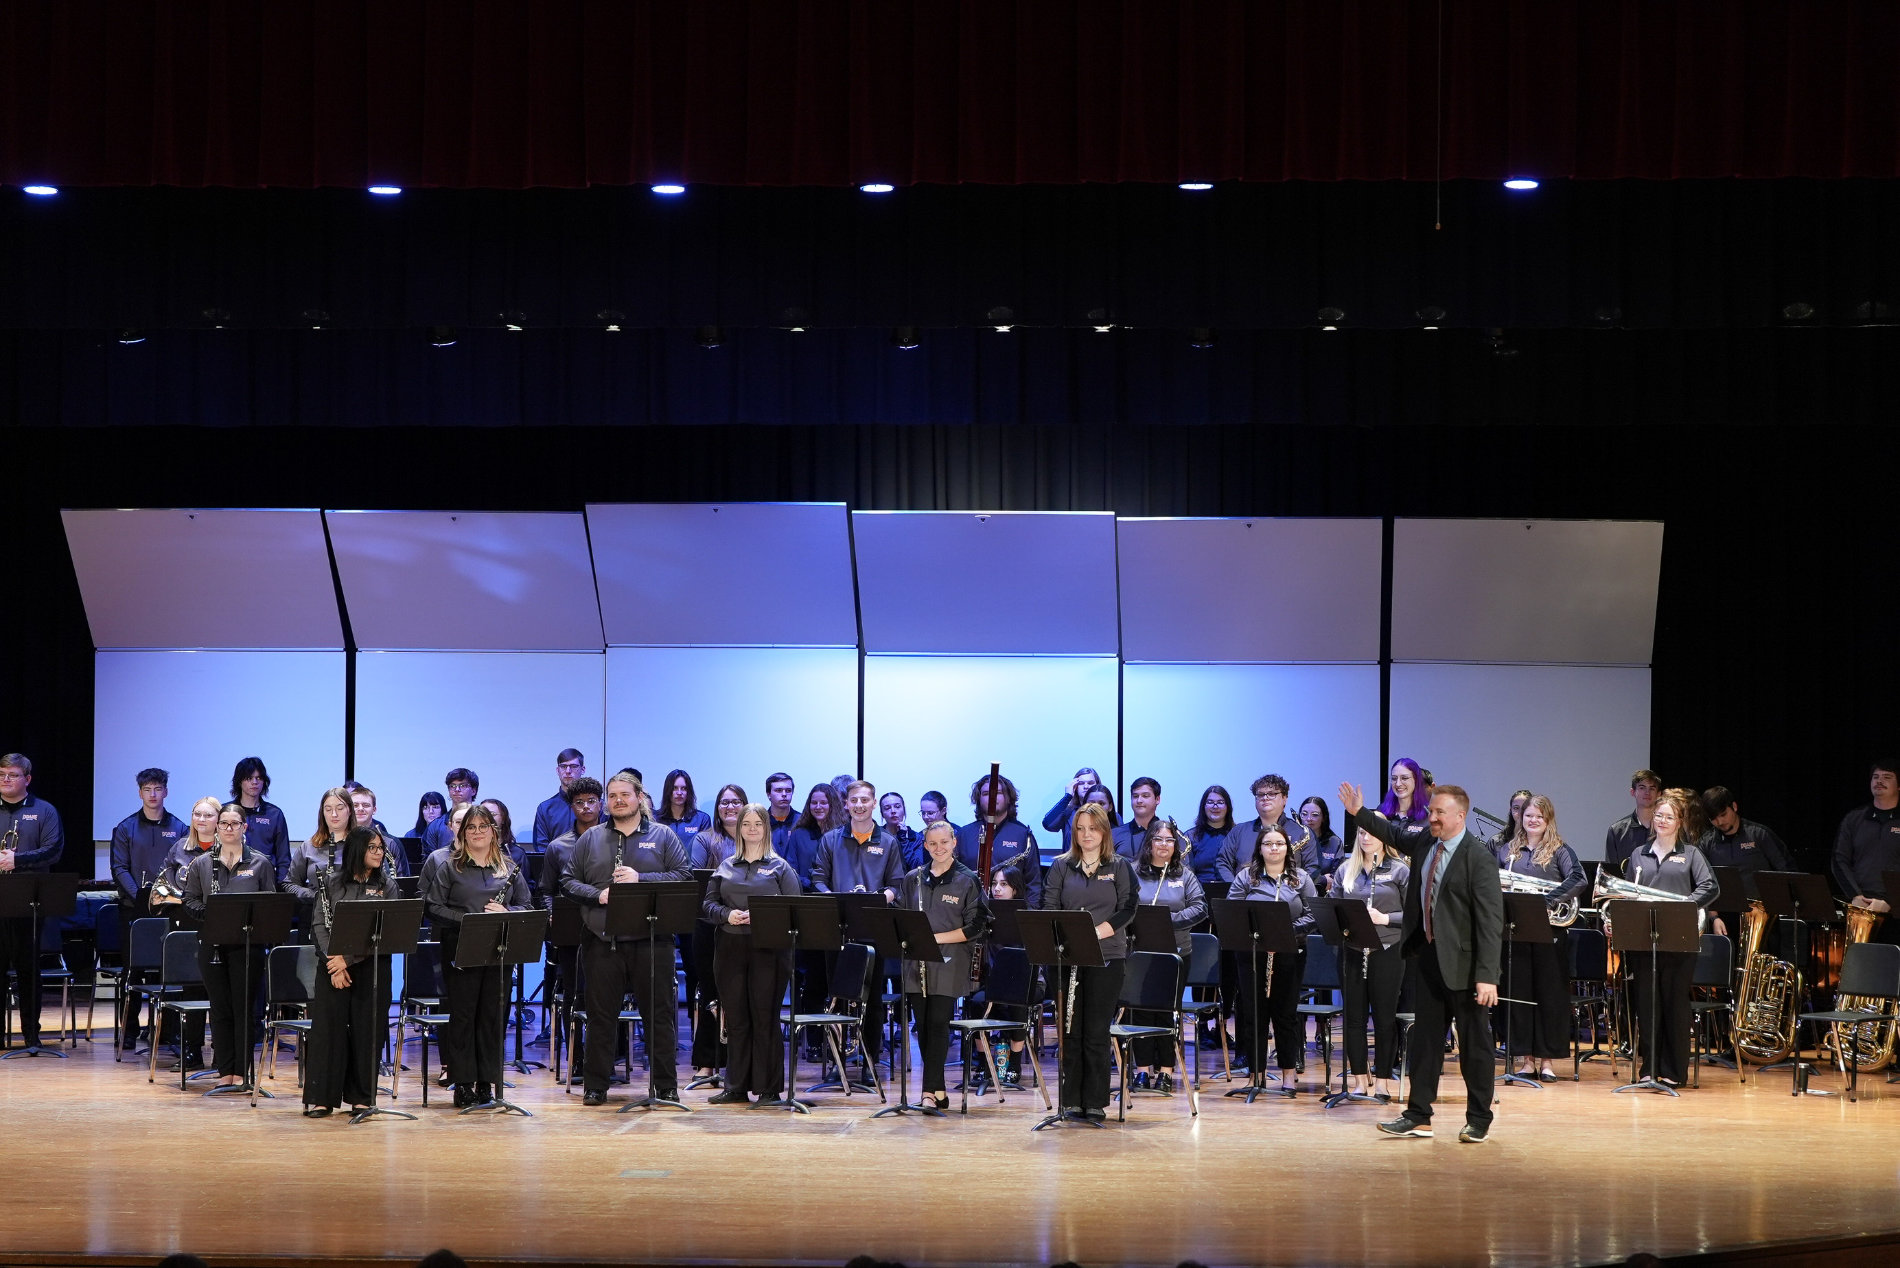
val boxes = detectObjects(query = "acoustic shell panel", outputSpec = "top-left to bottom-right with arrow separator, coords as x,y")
587,503 -> 855,647
326,511 -> 603,651
62,509 -> 342,649
1118,518 -> 1382,663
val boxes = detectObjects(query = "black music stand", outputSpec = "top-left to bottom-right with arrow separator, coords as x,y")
453,909 -> 551,1116
1310,896 -> 1386,1108
988,898 -> 1026,947
547,898 -> 586,1088
0,872 -> 80,1058
860,906 -> 946,1119
198,892 -> 297,1102
1131,905 -> 1178,956
1610,900 -> 1701,1097
1753,871 -> 1835,1092
1017,908 -> 1105,1130
1213,898 -> 1298,1104
749,894 -> 844,1113
1495,892 -> 1554,1092
328,897 -> 425,1123
605,880 -> 700,1112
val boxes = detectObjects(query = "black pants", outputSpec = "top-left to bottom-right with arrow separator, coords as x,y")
688,922 -> 725,1071
0,916 -> 43,1045
441,929 -> 506,1087
1626,949 -> 1693,1083
714,932 -> 788,1096
305,957 -> 391,1108
907,992 -> 956,1092
1406,949 -> 1495,1129
583,936 -> 679,1095
198,942 -> 267,1078
1342,942 -> 1405,1078
1060,959 -> 1125,1112
1497,935 -> 1571,1060
1236,948 -> 1305,1072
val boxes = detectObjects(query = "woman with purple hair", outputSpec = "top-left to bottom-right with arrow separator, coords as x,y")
1377,758 -> 1430,824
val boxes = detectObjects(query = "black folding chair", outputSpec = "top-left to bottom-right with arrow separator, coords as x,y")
263,944 -> 319,1086
1178,931 -> 1231,1082
1689,933 -> 1734,1087
1109,950 -> 1197,1120
401,941 -> 454,1105
118,916 -> 169,1060
790,942 -> 885,1102
1567,925 -> 1613,1080
147,930 -> 211,1089
1297,934 -> 1345,1087
1797,942 -> 1900,1102
949,946 -> 1052,1114
90,902 -> 126,1045
35,913 -> 75,1047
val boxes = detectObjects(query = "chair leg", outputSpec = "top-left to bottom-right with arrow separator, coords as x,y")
823,1026 -> 850,1097
979,1037 -> 1004,1104
1175,1035 -> 1199,1115
1116,1038 -> 1128,1122
1023,1029 -> 1053,1110
148,1011 -> 159,1084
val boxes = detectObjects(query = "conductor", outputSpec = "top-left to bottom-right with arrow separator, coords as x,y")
1340,780 -> 1502,1144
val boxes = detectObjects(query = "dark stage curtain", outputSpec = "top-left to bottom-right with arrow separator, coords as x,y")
4,1 -> 1898,189
6,422 -> 1893,878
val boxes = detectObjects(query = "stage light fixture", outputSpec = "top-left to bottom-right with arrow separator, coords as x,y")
1486,327 -> 1519,358
986,306 -> 1015,333
1318,306 -> 1346,331
1086,307 -> 1115,333
778,307 -> 810,332
1780,301 -> 1815,321
1853,300 -> 1894,325
1188,327 -> 1216,349
367,185 -> 402,196
1503,178 -> 1540,190
429,326 -> 457,347
302,308 -> 330,329
892,326 -> 921,349
115,329 -> 146,344
22,185 -> 57,196
859,183 -> 895,194
1593,305 -> 1623,325
651,183 -> 687,196
597,309 -> 625,332
201,307 -> 231,328
1415,305 -> 1447,329
1178,182 -> 1214,191
500,310 -> 527,332
697,325 -> 724,348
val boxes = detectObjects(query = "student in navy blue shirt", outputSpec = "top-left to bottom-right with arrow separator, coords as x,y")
763,772 -> 800,847
2,753 -> 67,1053
1186,785 -> 1239,886
781,784 -> 837,1017
1298,796 -> 1348,895
880,791 -> 921,869
346,783 -> 406,878
656,769 -> 712,845
955,772 -> 1041,904
1053,784 -> 1120,856
533,748 -> 589,846
230,756 -> 291,882
423,768 -> 481,856
918,790 -> 957,837
479,798 -> 533,890
110,767 -> 189,909
1112,777 -> 1162,860
1040,766 -> 1103,837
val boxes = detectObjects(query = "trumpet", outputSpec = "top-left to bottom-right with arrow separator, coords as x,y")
1499,870 -> 1580,927
1591,871 -> 1706,934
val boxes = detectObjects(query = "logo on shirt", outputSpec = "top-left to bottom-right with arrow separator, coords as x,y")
162,830 -> 178,839
21,814 -> 37,822
940,894 -> 960,906
866,846 -> 884,855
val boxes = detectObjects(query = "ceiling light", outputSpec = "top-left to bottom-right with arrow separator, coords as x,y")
429,326 -> 457,347
1318,306 -> 1346,331
367,185 -> 402,196
859,183 -> 895,194
597,309 -> 625,333
1188,327 -> 1216,349
115,329 -> 146,345
22,185 -> 57,196
1780,301 -> 1815,321
500,310 -> 527,332
892,326 -> 920,350
986,306 -> 1015,333
1178,182 -> 1213,191
651,183 -> 686,196
696,325 -> 723,348
1503,178 -> 1540,191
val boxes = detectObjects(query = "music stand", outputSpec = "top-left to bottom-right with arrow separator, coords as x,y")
1016,908 -> 1105,1130
547,898 -> 586,1088
197,892 -> 297,1102
749,894 -> 844,1113
1753,871 -> 1835,1092
453,909 -> 551,1116
328,897 -> 425,1123
1610,900 -> 1701,1097
0,872 -> 80,1058
1213,899 -> 1298,1104
1131,905 -> 1178,956
987,899 -> 1026,947
1310,897 -> 1386,1108
1495,892 -> 1555,1092
605,881 -> 701,1112
860,906 -> 946,1118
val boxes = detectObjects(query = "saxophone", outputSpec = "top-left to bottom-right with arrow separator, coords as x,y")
1819,905 -> 1897,1071
1730,899 -> 1797,1064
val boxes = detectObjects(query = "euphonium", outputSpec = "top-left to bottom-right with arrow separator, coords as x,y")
1731,899 -> 1798,1064
1819,905 -> 1897,1072
1499,870 -> 1579,927
1591,871 -> 1706,934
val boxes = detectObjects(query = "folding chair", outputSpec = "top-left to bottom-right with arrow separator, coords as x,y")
263,945 -> 319,1086
147,930 -> 212,1089
948,947 -> 1053,1115
1178,931 -> 1231,1081
1796,942 -> 1900,1102
90,902 -> 127,1046
118,916 -> 169,1060
1109,950 -> 1197,1120
36,914 -> 75,1046
789,942 -> 885,1102
401,941 -> 453,1105
1297,934 -> 1345,1088
1568,925 -> 1613,1080
1689,933 -> 1735,1087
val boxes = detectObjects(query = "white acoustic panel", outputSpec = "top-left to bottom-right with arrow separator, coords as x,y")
604,647 -> 858,803
587,503 -> 856,647
1389,663 -> 1651,860
63,509 -> 342,649
1122,663 -> 1381,833
1392,519 -> 1664,665
326,511 -> 603,651
92,651 -> 345,839
863,655 -> 1119,836
1118,518 -> 1382,663
853,512 -> 1118,655
354,652 -> 605,837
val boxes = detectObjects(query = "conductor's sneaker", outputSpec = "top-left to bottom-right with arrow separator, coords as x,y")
707,1088 -> 750,1105
1458,1122 -> 1490,1144
582,1089 -> 607,1106
1377,1115 -> 1432,1138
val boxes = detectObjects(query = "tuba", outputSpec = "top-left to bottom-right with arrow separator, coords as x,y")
1730,899 -> 1798,1064
1819,905 -> 1898,1072
1499,870 -> 1579,927
1592,871 -> 1706,934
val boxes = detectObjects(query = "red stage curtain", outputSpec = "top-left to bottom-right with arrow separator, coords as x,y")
3,0 -> 1896,188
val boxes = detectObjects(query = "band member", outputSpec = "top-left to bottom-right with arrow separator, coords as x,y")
656,769 -> 712,843
1041,766 -> 1103,836
1343,779 -> 1503,1144
1039,801 -> 1137,1120
347,784 -> 406,878
1698,786 -> 1792,938
287,789 -> 355,931
147,796 -> 217,1069
1621,791 -> 1718,1087
411,791 -> 448,845
687,784 -> 746,1084
230,757 -> 291,882
1298,797 -> 1347,894
1186,786 -> 1239,886
957,773 -> 1042,904
1379,760 -> 1431,826
919,791 -> 956,834
1604,769 -> 1664,876
0,753 -> 65,1055
1219,775 -> 1318,881
704,804 -> 801,1104
897,819 -> 989,1109
541,777 -> 602,1082
561,770 -> 691,1107
880,792 -> 920,868
181,803 -> 278,1088
304,827 -> 394,1117
981,865 -> 1035,1086
533,749 -> 588,845
423,769 -> 481,855
1334,826 -> 1409,1100
1495,794 -> 1585,1081
1131,819 -> 1205,1091
423,802 -> 531,1107
1230,824 -> 1316,1094
1111,776 -> 1162,860
1488,790 -> 1533,855
764,773 -> 799,845
1832,759 -> 1900,937
815,779 -> 906,1079
780,785 -> 835,889
109,768 -> 187,1049
479,799 -> 531,881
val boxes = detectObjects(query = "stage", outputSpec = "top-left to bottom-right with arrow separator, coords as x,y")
2,1027 -> 1898,1268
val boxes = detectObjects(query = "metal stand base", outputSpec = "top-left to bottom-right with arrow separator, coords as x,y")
1032,1108 -> 1103,1130
753,1095 -> 814,1114
460,1096 -> 533,1117
0,1045 -> 69,1059
1498,1070 -> 1543,1090
1613,1075 -> 1680,1097
618,1092 -> 690,1114
205,1081 -> 274,1099
685,1072 -> 723,1090
350,1104 -> 419,1125
1321,1089 -> 1383,1109
872,1099 -> 944,1119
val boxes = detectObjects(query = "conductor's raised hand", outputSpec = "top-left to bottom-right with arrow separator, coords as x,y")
1338,782 -> 1365,816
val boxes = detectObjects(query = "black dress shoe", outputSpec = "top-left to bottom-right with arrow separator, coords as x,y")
473,1082 -> 493,1103
653,1088 -> 681,1104
452,1083 -> 474,1108
582,1089 -> 608,1106
1082,1108 -> 1107,1121
707,1088 -> 750,1105
302,1106 -> 333,1118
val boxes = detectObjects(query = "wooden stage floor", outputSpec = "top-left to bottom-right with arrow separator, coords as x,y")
3,1027 -> 1899,1268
